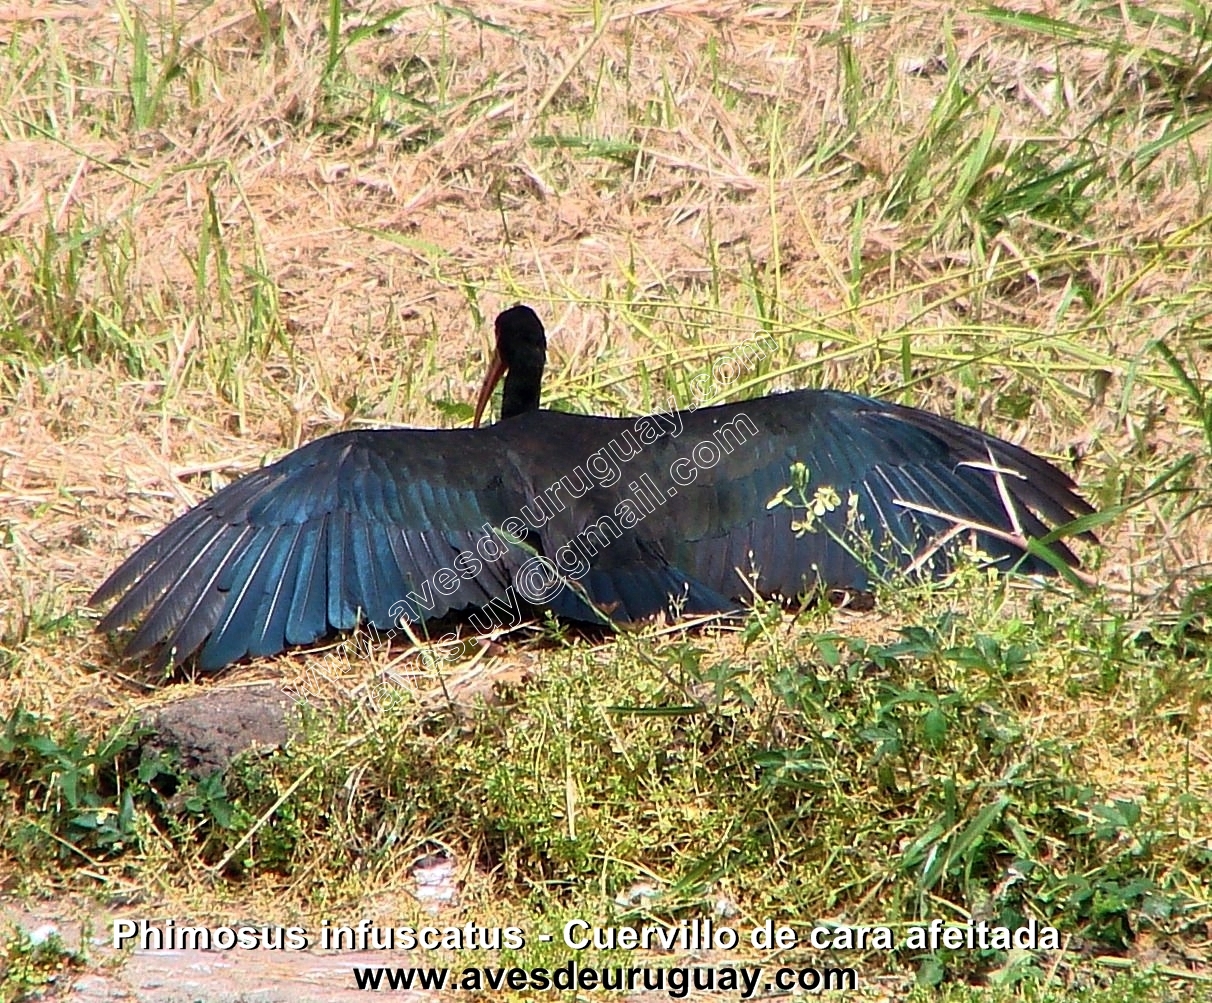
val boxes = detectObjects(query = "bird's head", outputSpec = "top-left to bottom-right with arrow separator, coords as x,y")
474,305 -> 547,427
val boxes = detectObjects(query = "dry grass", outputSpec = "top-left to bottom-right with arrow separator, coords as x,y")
1,0 -> 1211,998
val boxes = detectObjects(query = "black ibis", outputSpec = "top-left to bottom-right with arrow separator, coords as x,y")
90,305 -> 1094,671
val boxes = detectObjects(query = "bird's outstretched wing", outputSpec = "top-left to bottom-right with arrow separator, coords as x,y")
92,427 -> 551,670
639,389 -> 1094,599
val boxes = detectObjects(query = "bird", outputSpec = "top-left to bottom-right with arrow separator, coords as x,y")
90,304 -> 1095,671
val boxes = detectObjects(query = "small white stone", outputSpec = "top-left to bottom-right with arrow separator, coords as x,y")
28,924 -> 60,945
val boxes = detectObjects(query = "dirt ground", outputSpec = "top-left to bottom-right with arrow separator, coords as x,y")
6,899 -> 436,1001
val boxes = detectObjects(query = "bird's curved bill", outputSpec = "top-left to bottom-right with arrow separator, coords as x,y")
473,349 -> 507,428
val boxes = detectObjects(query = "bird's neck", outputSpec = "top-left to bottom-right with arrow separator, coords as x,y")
501,367 -> 542,420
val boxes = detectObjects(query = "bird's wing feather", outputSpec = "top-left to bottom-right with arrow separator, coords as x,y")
635,389 -> 1093,602
92,427 -> 542,669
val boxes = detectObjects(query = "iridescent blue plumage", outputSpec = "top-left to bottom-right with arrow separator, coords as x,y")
91,306 -> 1095,671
